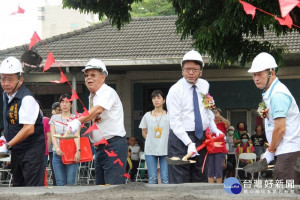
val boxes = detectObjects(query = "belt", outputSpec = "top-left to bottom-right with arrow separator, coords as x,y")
94,136 -> 123,149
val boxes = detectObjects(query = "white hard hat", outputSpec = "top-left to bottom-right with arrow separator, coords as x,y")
0,56 -> 23,74
82,58 -> 108,76
248,52 -> 278,73
181,50 -> 204,67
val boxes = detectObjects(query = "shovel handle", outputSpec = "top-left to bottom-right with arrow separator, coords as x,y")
182,134 -> 225,161
64,129 -> 70,137
182,152 -> 194,161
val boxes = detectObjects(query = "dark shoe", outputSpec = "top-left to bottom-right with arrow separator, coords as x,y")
243,158 -> 268,173
295,157 -> 300,172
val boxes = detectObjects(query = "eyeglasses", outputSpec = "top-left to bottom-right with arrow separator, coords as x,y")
0,77 -> 16,84
183,68 -> 201,73
83,73 -> 98,78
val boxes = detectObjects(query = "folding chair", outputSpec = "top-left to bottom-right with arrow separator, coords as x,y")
87,156 -> 95,184
235,153 -> 257,181
46,166 -> 52,184
77,162 -> 90,185
0,155 -> 12,187
135,152 -> 148,183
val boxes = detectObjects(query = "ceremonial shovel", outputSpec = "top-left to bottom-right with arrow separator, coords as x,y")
166,134 -> 224,165
243,158 -> 269,173
243,142 -> 274,173
53,129 -> 78,139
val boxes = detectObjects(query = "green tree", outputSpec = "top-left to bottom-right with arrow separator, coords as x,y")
62,0 -> 300,67
131,0 -> 175,17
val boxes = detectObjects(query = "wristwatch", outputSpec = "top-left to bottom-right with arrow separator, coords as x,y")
6,143 -> 12,150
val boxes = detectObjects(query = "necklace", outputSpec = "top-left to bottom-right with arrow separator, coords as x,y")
153,110 -> 164,139
154,111 -> 164,127
60,113 -> 71,134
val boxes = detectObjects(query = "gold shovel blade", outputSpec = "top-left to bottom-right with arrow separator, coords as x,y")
53,129 -> 78,139
52,134 -> 78,139
165,157 -> 196,165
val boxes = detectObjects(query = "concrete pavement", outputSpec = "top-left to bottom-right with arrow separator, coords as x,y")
1,182 -> 300,200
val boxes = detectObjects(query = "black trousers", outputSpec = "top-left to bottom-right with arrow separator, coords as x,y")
130,160 -> 139,180
168,130 -> 208,184
11,143 -> 45,186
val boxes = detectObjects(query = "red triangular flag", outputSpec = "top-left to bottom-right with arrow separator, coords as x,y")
59,71 -> 68,83
104,149 -> 118,157
276,14 -> 293,28
82,108 -> 89,116
29,32 -> 41,50
239,0 -> 256,20
62,97 -> 71,102
49,71 -> 68,83
113,158 -> 124,168
92,138 -> 108,146
123,173 -> 130,179
278,0 -> 300,17
10,5 -> 25,15
82,123 -> 98,136
43,53 -> 55,72
69,90 -> 79,101
18,6 -> 25,14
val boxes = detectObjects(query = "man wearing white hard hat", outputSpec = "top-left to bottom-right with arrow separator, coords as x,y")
246,52 -> 300,183
166,50 -> 223,183
0,56 -> 45,186
67,58 -> 127,185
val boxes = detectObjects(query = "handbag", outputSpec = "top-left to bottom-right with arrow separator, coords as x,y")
59,137 -> 93,164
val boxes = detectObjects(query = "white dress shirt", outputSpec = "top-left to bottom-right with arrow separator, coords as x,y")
89,84 -> 126,143
166,77 -> 222,145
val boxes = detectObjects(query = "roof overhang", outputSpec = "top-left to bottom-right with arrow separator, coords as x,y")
48,56 -> 210,67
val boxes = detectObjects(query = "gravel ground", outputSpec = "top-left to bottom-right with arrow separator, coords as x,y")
1,182 -> 300,200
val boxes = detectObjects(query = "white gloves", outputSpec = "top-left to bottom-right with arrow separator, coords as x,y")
187,143 -> 199,157
262,149 -> 275,164
213,131 -> 226,140
0,136 -> 8,153
0,145 -> 8,153
67,119 -> 81,135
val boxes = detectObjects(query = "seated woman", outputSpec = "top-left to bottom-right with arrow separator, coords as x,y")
251,125 -> 267,160
236,133 -> 255,179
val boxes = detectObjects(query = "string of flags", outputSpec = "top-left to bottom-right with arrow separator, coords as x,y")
23,0 -> 299,182
239,0 -> 300,29
28,31 -> 130,180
